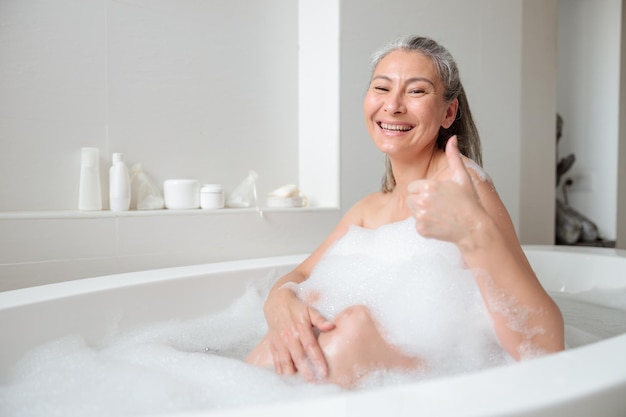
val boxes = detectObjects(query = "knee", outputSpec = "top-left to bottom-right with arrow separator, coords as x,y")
331,305 -> 378,343
335,305 -> 374,326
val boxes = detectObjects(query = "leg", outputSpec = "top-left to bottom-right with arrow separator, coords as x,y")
246,305 -> 422,388
319,305 -> 422,388
246,335 -> 274,368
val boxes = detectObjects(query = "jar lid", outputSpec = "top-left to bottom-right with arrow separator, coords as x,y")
201,184 -> 223,192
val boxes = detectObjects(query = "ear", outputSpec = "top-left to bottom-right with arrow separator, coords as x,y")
441,98 -> 458,129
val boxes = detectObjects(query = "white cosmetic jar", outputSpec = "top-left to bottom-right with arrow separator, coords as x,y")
163,179 -> 200,209
200,184 -> 225,209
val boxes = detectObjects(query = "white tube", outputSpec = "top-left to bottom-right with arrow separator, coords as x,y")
78,147 -> 102,211
109,153 -> 130,211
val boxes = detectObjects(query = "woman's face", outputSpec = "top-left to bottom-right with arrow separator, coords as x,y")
363,50 -> 457,158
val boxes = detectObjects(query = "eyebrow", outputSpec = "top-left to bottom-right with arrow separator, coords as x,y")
371,75 -> 436,87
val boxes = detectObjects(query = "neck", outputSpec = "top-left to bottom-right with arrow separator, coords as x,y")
388,147 -> 443,192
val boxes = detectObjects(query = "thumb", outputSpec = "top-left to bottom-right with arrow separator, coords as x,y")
445,135 -> 472,186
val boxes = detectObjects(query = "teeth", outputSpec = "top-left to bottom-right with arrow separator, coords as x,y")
380,123 -> 412,131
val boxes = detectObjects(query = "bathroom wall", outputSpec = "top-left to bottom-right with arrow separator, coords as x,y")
338,0 -> 557,245
0,0 -> 560,291
0,0 -> 336,291
557,0 -> 622,242
0,0 -> 300,210
619,1 -> 626,250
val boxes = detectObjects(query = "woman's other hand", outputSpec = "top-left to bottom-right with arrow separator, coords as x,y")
263,285 -> 335,381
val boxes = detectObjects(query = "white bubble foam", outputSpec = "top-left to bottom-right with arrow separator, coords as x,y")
295,217 -> 512,376
464,159 -> 489,182
0,286 -> 340,417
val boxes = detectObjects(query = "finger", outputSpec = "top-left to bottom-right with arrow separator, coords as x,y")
303,310 -> 334,378
445,135 -> 472,186
292,332 -> 325,380
275,323 -> 319,380
309,309 -> 335,332
270,340 -> 293,375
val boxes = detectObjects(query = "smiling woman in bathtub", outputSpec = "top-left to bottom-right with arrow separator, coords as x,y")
247,35 -> 564,388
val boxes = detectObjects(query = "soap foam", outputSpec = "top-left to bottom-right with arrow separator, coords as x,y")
295,217 -> 512,375
0,287 -> 339,417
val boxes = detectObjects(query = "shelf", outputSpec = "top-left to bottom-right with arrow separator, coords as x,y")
0,206 -> 336,220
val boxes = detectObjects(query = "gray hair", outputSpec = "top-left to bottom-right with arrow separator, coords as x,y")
371,36 -> 483,193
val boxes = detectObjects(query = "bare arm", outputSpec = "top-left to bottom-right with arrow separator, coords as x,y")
261,201 -> 366,378
407,136 -> 564,359
461,180 -> 564,358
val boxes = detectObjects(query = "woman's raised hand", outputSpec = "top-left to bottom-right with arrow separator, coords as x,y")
406,135 -> 486,247
263,286 -> 335,381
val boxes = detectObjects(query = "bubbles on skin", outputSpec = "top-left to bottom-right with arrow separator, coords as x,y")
474,269 -> 549,360
462,160 -> 510,221
464,159 -> 489,183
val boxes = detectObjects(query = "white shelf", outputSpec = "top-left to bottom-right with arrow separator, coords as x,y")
0,206 -> 336,220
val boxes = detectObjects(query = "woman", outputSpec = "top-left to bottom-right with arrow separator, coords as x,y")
247,35 -> 564,388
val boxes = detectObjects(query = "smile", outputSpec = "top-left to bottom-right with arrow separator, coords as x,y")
378,122 -> 414,132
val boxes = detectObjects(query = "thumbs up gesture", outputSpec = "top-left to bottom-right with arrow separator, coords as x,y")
406,135 -> 486,245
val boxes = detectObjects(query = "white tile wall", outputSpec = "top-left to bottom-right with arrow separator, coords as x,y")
0,209 -> 341,291
0,0 -> 299,212
0,217 -> 117,264
0,0 -> 320,291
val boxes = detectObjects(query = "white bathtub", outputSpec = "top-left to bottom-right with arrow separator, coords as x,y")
1,245 -> 625,417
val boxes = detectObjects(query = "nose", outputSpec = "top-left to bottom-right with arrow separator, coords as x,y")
385,91 -> 406,114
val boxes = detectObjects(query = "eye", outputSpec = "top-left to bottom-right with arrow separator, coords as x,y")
409,89 -> 426,95
373,86 -> 389,92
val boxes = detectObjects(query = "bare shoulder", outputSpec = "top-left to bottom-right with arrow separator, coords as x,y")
462,157 -> 521,244
458,156 -> 497,199
461,156 -> 492,185
295,193 -> 383,276
340,192 -> 385,225
357,191 -> 388,210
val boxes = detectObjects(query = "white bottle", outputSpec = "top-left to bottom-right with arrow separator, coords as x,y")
109,153 -> 131,211
78,147 -> 102,211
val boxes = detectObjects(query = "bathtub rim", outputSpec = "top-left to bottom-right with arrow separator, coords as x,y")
2,244 -> 624,303
0,253 -> 308,309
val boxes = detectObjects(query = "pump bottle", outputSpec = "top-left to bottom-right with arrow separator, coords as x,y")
109,153 -> 131,211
